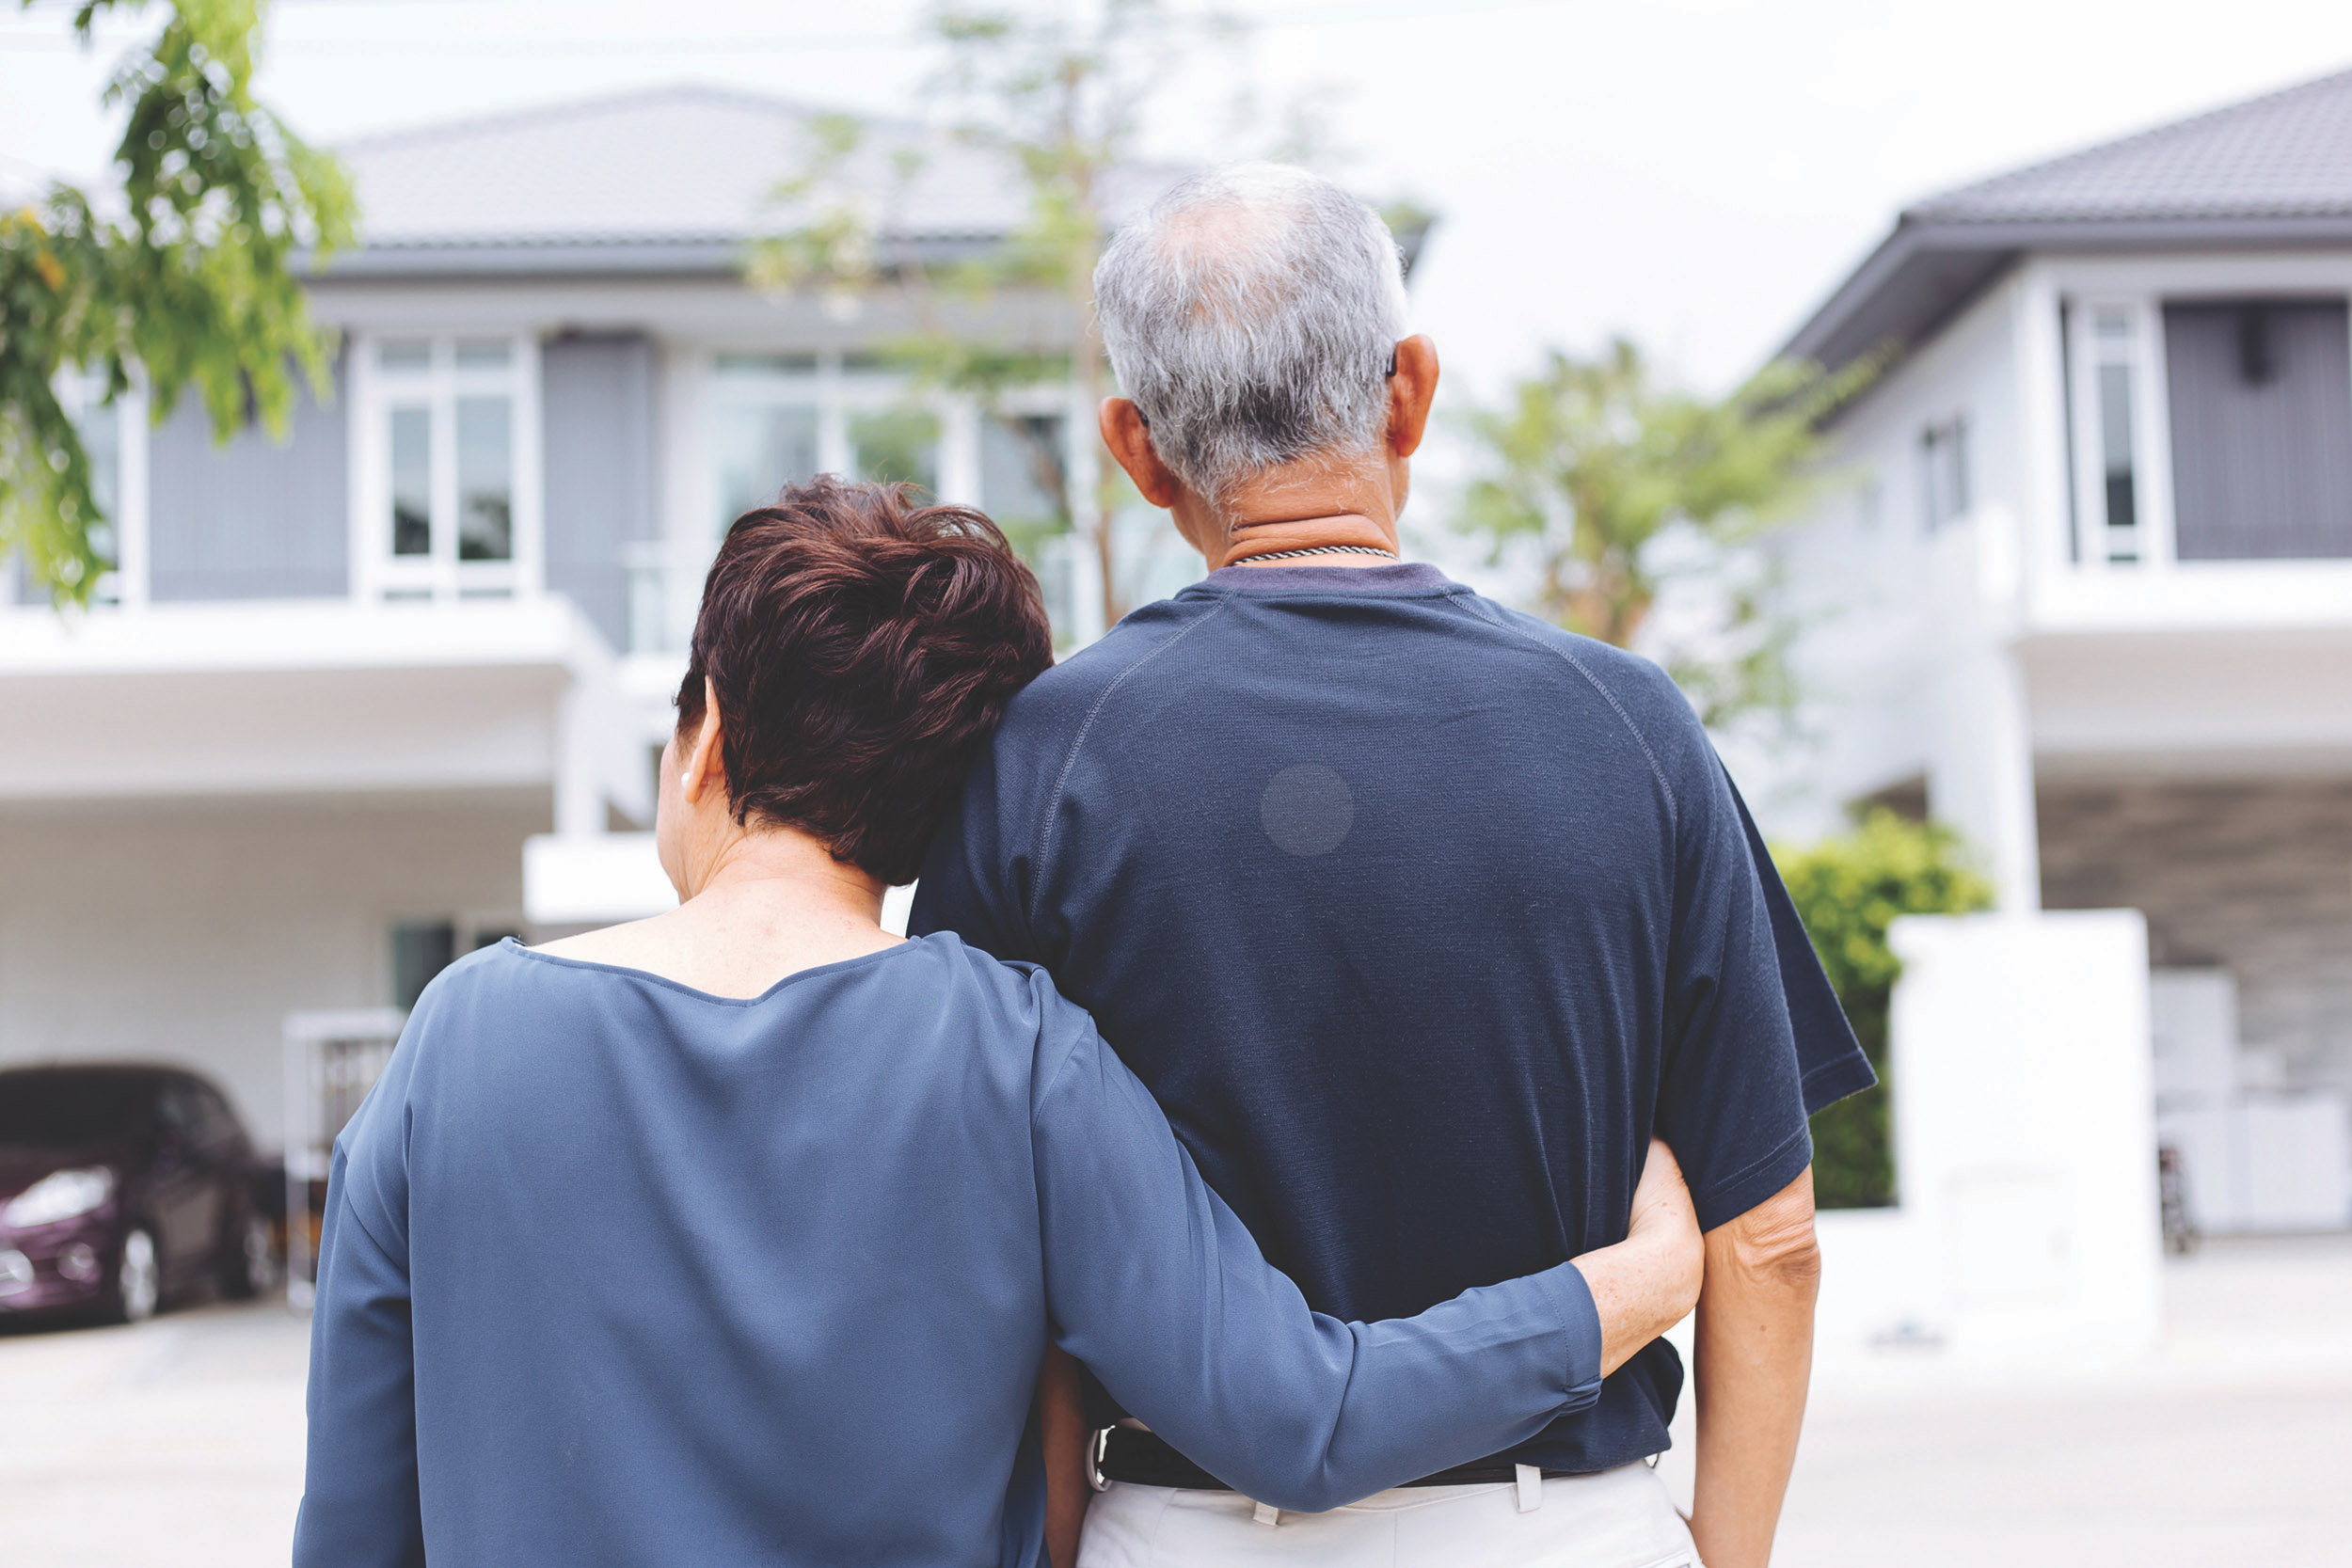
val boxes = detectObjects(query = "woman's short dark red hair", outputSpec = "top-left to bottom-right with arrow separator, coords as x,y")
678,477 -> 1053,885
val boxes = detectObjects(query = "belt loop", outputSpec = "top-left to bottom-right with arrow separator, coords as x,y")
1515,1464 -> 1543,1513
1251,1500 -> 1281,1527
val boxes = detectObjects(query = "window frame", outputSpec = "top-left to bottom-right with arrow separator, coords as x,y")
639,349 -> 1079,656
9,371 -> 150,611
1918,414 -> 1970,533
2063,296 -> 2177,570
349,331 -> 543,605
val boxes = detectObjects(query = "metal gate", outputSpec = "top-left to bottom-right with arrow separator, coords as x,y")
281,1007 -> 407,1310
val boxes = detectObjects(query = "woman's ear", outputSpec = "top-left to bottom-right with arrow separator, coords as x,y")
680,677 -> 727,807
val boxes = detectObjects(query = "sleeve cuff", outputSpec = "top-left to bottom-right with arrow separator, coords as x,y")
1542,1260 -> 1607,1415
1801,1050 -> 1880,1117
1689,1121 -> 1816,1233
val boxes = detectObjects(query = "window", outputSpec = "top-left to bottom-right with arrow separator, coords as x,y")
850,408 -> 942,491
164,1080 -> 239,1150
1919,416 -> 1969,531
644,352 -> 1088,655
713,404 -> 820,525
2095,316 -> 2140,558
980,412 -> 1069,535
388,918 -> 517,1009
710,356 -> 822,529
12,374 -> 131,607
2067,305 -> 2152,565
982,411 -> 1077,632
70,381 -> 123,599
364,335 -> 532,600
390,921 -> 456,1010
637,356 -> 833,655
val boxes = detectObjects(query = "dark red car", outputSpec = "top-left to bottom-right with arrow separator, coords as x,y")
0,1064 -> 275,1324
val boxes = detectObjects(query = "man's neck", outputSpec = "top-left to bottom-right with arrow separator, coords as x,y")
1216,511 -> 1401,570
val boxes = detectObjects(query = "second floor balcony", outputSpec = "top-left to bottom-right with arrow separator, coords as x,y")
2032,258 -> 2352,634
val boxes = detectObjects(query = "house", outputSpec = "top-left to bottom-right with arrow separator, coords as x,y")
0,87 -> 1198,1154
1766,68 -> 2352,1232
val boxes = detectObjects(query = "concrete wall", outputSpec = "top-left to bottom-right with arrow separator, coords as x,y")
1814,910 -> 2162,1362
0,792 -> 547,1152
1756,276 -> 2029,844
2040,776 -> 2352,1101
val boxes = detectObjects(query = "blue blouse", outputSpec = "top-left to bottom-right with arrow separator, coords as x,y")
295,935 -> 1603,1568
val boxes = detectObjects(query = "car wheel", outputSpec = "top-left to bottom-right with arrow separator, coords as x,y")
107,1227 -> 161,1324
219,1210 -> 276,1299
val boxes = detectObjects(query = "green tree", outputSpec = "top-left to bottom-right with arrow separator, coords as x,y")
1454,339 -> 1873,726
1773,809 -> 1994,1208
754,3 -> 1394,639
753,1 -> 1192,635
2,0 -> 353,604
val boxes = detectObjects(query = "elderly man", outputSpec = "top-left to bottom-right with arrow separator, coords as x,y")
913,163 -> 1871,1568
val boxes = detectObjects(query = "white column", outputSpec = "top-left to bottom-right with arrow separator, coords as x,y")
2011,265 -> 2073,588
346,332 -> 378,605
816,352 -> 850,477
429,340 -> 457,601
514,330 -> 547,599
661,345 -> 710,654
1924,505 -> 2042,913
939,394 -> 981,506
1978,640 -> 2042,913
552,677 -> 604,836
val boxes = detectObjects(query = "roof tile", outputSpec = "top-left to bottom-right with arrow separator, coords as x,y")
337,83 -> 1177,252
1912,67 -> 2352,224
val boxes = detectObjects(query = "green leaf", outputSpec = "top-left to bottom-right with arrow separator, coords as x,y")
3,0 -> 353,605
1450,339 -> 1876,719
1772,810 -> 1995,1207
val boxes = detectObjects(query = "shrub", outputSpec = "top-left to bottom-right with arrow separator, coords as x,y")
1773,809 -> 1994,1208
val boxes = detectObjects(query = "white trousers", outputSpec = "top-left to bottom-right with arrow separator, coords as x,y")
1075,1460 -> 1703,1568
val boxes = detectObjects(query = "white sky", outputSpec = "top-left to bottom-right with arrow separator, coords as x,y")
8,0 -> 2352,402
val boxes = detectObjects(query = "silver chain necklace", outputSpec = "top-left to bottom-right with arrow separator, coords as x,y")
1234,545 -> 1400,563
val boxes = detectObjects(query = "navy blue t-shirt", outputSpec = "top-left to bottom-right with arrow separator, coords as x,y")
913,562 -> 1873,1474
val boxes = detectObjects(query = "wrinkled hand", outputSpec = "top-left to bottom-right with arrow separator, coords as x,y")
1571,1138 -> 1705,1376
1626,1138 -> 1704,1322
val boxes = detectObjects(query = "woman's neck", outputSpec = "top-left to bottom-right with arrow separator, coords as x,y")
539,826 -> 901,999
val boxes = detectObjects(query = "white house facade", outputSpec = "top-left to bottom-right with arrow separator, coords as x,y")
0,87 -> 1205,1151
1765,70 -> 2352,1232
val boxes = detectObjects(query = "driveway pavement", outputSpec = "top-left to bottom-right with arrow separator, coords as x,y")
4,1233 -> 2346,1565
1,1296 -> 308,1568
1713,1231 -> 2352,1567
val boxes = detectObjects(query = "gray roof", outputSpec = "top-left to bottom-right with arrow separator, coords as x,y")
1786,67 -> 2352,373
321,84 -> 1181,279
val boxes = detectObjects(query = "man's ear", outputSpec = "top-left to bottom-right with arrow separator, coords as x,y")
1099,397 -> 1185,510
1387,335 -> 1439,459
680,677 -> 727,807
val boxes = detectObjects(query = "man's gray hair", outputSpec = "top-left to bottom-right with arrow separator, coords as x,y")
1093,163 -> 1409,508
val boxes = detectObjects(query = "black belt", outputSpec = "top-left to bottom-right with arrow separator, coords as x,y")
1090,1427 -> 1569,1492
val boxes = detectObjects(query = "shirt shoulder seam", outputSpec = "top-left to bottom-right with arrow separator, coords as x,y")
1443,591 -> 1680,828
1028,597 -> 1232,918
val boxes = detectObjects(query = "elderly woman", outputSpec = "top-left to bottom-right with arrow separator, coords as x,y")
294,479 -> 1700,1568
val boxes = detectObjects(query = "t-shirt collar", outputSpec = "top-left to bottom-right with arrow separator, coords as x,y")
1194,561 -> 1455,594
